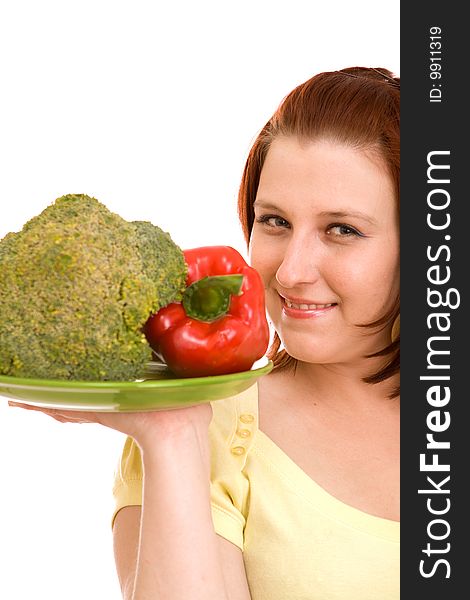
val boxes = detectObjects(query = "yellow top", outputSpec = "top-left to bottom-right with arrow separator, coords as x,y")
112,384 -> 400,600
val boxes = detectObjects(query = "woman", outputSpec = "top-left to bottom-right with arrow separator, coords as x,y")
12,66 -> 400,599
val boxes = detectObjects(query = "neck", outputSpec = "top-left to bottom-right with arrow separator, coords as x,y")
288,359 -> 399,412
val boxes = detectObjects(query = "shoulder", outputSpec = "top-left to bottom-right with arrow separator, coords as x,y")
209,384 -> 259,546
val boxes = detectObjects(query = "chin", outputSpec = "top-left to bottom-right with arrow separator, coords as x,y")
278,333 -> 332,364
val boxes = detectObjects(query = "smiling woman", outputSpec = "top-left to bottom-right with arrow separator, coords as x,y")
108,66 -> 401,600
7,66 -> 400,600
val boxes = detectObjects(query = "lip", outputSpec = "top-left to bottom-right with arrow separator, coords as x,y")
279,294 -> 337,320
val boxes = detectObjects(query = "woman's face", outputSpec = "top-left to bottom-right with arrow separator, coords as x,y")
249,136 -> 399,366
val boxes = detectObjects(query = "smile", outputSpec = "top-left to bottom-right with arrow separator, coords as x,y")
279,295 -> 337,319
284,299 -> 334,310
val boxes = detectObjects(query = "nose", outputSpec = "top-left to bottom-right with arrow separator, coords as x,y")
275,234 -> 321,289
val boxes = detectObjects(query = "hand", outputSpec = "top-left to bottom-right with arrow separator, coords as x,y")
8,400 -> 213,449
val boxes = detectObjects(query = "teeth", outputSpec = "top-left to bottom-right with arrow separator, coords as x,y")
284,300 -> 333,310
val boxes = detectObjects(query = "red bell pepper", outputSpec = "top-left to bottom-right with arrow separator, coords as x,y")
144,246 -> 270,377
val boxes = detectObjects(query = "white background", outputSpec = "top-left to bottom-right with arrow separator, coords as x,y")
0,1 -> 399,598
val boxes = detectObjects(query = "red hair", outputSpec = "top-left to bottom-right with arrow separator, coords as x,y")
237,67 -> 400,396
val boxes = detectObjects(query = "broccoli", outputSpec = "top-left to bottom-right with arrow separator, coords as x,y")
0,194 -> 187,381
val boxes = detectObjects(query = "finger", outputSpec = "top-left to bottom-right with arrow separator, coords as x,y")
8,402 -> 94,423
8,401 -> 48,412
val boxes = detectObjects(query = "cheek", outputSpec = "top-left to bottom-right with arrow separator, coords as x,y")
338,251 -> 399,310
249,234 -> 280,286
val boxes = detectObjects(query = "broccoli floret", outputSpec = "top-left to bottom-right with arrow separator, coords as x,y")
0,194 -> 187,381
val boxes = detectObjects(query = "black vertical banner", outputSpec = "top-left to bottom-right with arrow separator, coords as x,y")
401,2 -> 467,597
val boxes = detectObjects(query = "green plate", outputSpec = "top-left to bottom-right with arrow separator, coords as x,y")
0,358 -> 273,412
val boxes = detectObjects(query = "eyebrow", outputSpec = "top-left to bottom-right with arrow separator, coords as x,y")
254,200 -> 378,226
318,210 -> 378,226
253,200 -> 282,211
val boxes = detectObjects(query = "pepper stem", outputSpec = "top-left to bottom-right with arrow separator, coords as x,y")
182,274 -> 243,322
